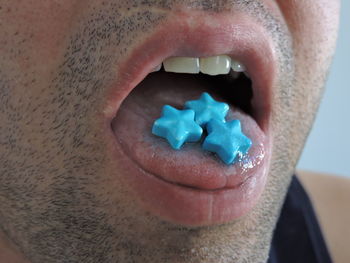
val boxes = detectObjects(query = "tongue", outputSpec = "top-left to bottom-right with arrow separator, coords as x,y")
111,72 -> 267,190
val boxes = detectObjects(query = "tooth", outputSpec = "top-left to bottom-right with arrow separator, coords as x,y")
163,57 -> 200,74
230,71 -> 241,79
231,59 -> 246,72
200,55 -> 231,76
151,64 -> 162,72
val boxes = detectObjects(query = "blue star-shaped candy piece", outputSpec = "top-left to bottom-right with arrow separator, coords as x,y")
152,105 -> 203,150
184,92 -> 229,127
202,119 -> 252,165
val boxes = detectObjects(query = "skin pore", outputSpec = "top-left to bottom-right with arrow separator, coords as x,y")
0,1 -> 339,263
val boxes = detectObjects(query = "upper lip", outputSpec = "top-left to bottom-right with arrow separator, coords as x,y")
103,10 -> 276,133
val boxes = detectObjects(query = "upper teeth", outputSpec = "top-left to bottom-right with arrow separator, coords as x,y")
162,57 -> 200,74
158,55 -> 246,76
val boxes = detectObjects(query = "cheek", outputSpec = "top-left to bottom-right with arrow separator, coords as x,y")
0,0 -> 81,65
275,0 -> 340,109
268,0 -> 340,168
277,0 -> 340,64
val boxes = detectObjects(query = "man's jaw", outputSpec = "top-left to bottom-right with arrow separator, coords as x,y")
103,11 -> 276,226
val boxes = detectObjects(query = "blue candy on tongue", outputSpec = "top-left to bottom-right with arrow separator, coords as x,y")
152,105 -> 203,150
152,92 -> 252,165
184,92 -> 229,127
203,119 -> 252,165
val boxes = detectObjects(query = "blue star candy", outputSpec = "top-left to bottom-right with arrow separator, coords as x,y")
184,92 -> 229,127
152,105 -> 203,150
203,119 -> 252,165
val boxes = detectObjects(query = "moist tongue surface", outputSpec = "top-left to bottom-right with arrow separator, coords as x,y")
112,72 -> 266,190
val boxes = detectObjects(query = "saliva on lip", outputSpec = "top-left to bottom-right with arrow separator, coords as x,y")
152,92 -> 252,165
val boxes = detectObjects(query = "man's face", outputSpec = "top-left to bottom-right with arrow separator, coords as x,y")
0,0 -> 339,262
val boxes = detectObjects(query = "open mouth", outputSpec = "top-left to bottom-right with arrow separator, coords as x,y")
104,12 -> 275,226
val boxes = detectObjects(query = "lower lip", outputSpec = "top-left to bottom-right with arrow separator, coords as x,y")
106,120 -> 270,226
